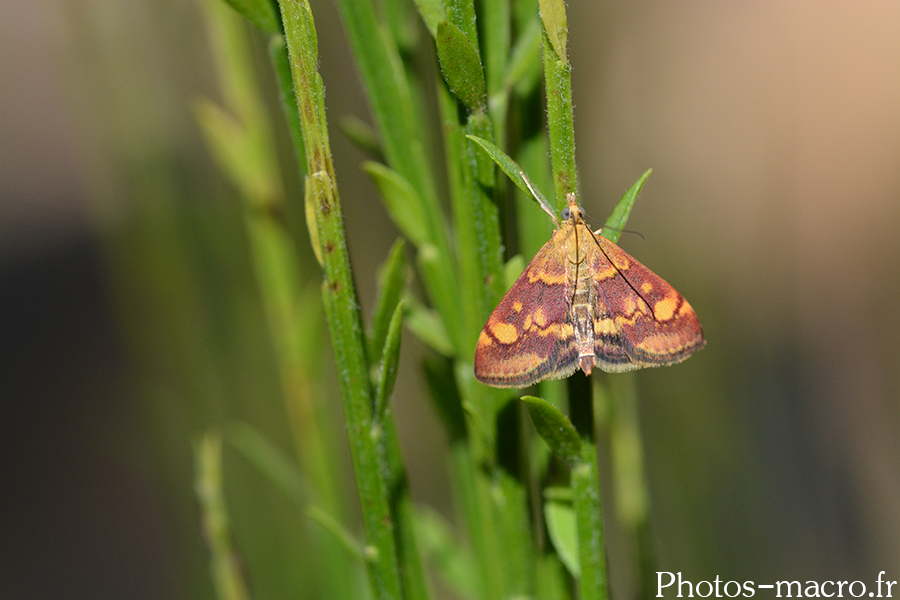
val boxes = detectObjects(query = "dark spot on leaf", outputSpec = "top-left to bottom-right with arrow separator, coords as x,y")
323,240 -> 336,255
320,197 -> 331,216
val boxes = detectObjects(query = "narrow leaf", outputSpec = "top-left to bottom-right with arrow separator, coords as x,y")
381,0 -> 418,53
405,301 -> 453,357
544,491 -> 579,578
412,0 -> 445,38
423,355 -> 466,442
601,169 -> 652,244
304,175 -> 324,266
268,36 -> 307,177
364,162 -> 430,248
436,20 -> 487,112
505,16 -> 544,97
368,239 -> 408,365
416,507 -> 478,600
480,0 -> 510,101
226,422 -> 307,507
306,505 -> 366,561
535,553 -> 573,600
221,0 -> 280,34
194,99 -> 258,200
539,0 -> 567,64
340,115 -> 384,159
466,134 -> 554,216
194,432 -> 251,600
334,0 -> 440,217
416,244 -> 462,355
503,254 -> 525,290
522,395 -> 581,466
375,299 -> 405,424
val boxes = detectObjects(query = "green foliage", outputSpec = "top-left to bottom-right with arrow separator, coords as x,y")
522,395 -> 581,466
193,0 -> 660,598
603,169 -> 653,244
221,0 -> 279,34
466,135 -> 554,214
194,433 -> 252,600
374,299 -> 405,424
539,0 -> 568,64
367,239 -> 410,366
544,488 -> 579,577
436,20 -> 487,112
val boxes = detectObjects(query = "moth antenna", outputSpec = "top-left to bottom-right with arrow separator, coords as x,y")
592,223 -> 646,241
580,208 -> 600,228
521,171 -> 558,225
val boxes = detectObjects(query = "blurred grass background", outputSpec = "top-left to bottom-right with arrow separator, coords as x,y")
2,0 -> 899,598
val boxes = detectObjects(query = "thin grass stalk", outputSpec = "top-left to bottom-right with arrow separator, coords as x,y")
276,2 -> 414,598
438,78 -> 527,597
540,28 -> 576,210
332,0 -> 462,352
196,3 -> 361,595
540,1 -> 610,598
432,4 -> 541,594
568,378 -> 609,600
477,0 -> 510,143
198,0 -> 344,523
194,432 -> 252,600
597,372 -> 656,599
329,0 -> 537,596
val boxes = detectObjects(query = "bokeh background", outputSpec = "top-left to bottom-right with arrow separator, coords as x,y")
3,0 -> 898,598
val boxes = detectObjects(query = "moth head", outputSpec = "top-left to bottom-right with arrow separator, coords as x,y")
560,204 -> 584,222
561,192 -> 584,222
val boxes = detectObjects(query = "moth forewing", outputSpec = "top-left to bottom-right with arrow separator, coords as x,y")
473,192 -> 705,389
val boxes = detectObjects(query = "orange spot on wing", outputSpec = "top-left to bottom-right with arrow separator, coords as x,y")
653,296 -> 678,321
490,321 -> 519,344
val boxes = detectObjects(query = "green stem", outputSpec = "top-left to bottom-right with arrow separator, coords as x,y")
598,373 -> 656,599
541,25 -> 577,210
276,2 -> 405,598
269,36 -> 307,178
194,432 -> 251,600
541,1 -> 609,596
479,0 -> 510,144
334,0 -> 462,358
569,380 -> 609,600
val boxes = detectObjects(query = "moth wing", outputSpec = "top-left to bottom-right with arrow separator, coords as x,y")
591,234 -> 705,369
474,230 -> 578,388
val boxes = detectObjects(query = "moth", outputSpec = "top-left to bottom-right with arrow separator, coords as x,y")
474,191 -> 705,388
